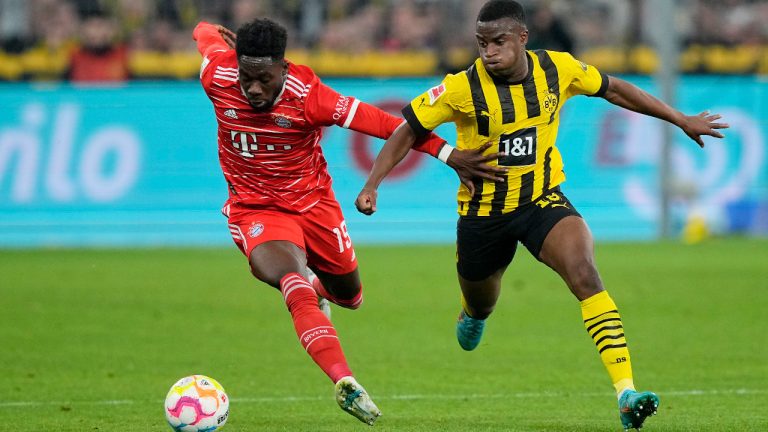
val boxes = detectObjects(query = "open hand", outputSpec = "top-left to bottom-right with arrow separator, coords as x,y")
446,142 -> 508,196
355,187 -> 378,216
217,25 -> 237,49
679,111 -> 729,148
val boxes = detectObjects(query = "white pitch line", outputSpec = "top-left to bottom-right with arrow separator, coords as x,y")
1,388 -> 765,408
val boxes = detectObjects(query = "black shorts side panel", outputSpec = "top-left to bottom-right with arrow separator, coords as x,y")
456,215 -> 517,281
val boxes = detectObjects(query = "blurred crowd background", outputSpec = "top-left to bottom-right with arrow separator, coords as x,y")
0,0 -> 767,81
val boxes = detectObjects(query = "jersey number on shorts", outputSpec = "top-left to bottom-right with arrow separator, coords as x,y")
498,127 -> 537,167
332,221 -> 352,253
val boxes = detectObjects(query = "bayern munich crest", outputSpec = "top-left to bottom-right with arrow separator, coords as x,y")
274,115 -> 292,128
248,222 -> 264,238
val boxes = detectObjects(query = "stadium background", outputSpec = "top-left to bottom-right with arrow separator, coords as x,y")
1,1 -> 768,431
1,0 -> 766,246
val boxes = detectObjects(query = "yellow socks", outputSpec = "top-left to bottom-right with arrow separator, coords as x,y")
581,291 -> 635,396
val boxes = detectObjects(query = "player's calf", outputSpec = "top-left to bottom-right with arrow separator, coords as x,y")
309,270 -> 364,310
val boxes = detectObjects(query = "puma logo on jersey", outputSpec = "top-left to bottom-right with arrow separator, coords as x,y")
223,109 -> 238,119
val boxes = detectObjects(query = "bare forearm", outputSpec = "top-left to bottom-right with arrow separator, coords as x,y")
363,123 -> 416,189
603,77 -> 684,127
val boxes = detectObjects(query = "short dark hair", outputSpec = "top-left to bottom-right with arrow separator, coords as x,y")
235,18 -> 287,60
477,0 -> 526,26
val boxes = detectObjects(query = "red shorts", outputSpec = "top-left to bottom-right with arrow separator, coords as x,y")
224,196 -> 358,275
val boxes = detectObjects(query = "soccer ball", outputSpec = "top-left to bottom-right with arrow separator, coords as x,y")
164,375 -> 229,431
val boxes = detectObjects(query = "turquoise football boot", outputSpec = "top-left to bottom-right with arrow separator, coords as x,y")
456,310 -> 485,351
618,389 -> 660,430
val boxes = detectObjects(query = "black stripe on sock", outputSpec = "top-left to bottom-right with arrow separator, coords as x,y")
583,309 -> 619,324
590,324 -> 624,339
598,343 -> 628,354
595,332 -> 626,347
586,316 -> 622,333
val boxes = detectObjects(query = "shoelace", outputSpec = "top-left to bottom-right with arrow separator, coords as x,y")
343,389 -> 363,409
460,314 -> 483,337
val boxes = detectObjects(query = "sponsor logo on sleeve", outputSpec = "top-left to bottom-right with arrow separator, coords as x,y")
332,96 -> 351,121
428,84 -> 446,105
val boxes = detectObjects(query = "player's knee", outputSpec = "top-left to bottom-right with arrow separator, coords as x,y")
332,283 -> 363,310
344,283 -> 364,309
249,264 -> 298,290
566,260 -> 602,296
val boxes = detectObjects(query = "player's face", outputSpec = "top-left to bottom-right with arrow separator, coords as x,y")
476,17 -> 528,78
237,58 -> 287,112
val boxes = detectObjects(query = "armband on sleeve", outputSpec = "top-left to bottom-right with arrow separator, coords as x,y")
437,143 -> 455,163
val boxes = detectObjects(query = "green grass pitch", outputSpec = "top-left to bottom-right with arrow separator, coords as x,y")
1,238 -> 767,431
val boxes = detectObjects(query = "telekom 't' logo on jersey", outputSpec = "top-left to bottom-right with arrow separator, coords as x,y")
229,130 -> 293,158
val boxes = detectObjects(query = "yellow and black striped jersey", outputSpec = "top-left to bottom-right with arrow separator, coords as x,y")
402,50 -> 608,216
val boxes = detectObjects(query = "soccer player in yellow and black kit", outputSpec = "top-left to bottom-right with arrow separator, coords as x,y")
355,1 -> 729,430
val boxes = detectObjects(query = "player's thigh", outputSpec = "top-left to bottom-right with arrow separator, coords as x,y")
520,188 -> 586,263
227,209 -> 308,287
299,197 -> 359,281
249,241 -> 309,288
525,190 -> 603,297
456,214 -> 518,282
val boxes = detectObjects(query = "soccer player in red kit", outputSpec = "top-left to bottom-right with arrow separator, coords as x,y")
193,18 -> 503,425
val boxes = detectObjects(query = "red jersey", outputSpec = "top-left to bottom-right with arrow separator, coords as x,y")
193,22 -> 446,214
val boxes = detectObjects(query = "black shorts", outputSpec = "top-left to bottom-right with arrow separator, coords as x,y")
456,187 -> 582,281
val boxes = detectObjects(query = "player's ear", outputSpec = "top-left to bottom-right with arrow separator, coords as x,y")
520,28 -> 529,45
281,59 -> 288,75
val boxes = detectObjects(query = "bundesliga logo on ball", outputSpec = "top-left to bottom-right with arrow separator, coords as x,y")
164,375 -> 229,431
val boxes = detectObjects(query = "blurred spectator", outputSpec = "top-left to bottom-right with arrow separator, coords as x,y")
526,3 -> 574,53
227,0 -> 268,31
17,0 -> 78,80
0,0 -> 31,52
687,0 -> 768,46
383,0 -> 440,51
68,11 -> 129,82
319,1 -> 385,53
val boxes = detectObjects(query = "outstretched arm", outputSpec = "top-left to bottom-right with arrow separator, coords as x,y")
355,122 -> 506,215
193,22 -> 236,57
602,76 -> 729,147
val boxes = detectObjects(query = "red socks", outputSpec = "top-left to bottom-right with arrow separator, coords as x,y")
310,276 -> 364,309
280,273 -> 353,383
